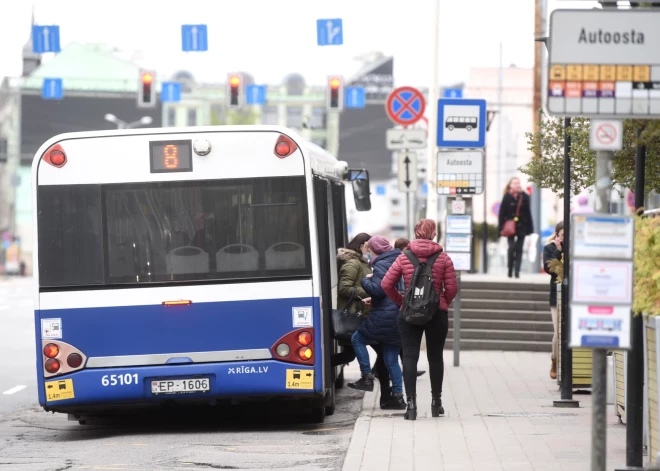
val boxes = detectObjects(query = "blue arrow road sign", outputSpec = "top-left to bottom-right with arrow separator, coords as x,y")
42,78 -> 63,100
443,88 -> 463,98
246,85 -> 266,105
317,19 -> 343,46
181,24 -> 208,52
437,98 -> 487,148
32,25 -> 61,54
345,87 -> 365,108
161,82 -> 182,102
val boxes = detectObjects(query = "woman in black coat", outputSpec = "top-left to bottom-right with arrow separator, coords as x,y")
498,177 -> 534,278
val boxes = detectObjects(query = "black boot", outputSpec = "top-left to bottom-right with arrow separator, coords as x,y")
404,395 -> 417,420
379,386 -> 392,408
348,373 -> 374,392
431,395 -> 445,417
382,392 -> 407,410
416,370 -> 426,377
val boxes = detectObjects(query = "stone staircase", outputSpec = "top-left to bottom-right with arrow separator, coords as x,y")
445,278 -> 553,352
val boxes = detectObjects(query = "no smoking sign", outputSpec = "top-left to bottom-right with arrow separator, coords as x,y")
589,119 -> 622,151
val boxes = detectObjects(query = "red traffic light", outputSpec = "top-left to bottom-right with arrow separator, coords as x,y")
230,75 -> 240,87
142,73 -> 153,84
329,78 -> 341,89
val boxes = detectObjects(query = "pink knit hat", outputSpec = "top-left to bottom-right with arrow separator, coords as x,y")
368,236 -> 393,255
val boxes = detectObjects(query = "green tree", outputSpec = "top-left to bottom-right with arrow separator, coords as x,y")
521,114 -> 660,198
210,108 -> 258,126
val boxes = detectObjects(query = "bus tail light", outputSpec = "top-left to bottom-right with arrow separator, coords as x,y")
45,358 -> 60,374
274,134 -> 297,159
42,144 -> 67,168
67,353 -> 83,368
270,328 -> 314,365
41,340 -> 87,378
43,343 -> 59,358
298,346 -> 313,361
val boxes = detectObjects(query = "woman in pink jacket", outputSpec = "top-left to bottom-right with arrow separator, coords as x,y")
382,219 -> 458,420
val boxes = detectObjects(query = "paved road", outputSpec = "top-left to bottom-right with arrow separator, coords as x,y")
0,278 -> 363,471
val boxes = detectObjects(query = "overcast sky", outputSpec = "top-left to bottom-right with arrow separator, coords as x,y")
0,0 -> 601,87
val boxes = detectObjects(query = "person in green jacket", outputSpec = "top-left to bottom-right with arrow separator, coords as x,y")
332,233 -> 372,369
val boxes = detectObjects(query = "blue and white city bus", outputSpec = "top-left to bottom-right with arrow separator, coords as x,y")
31,125 -> 371,423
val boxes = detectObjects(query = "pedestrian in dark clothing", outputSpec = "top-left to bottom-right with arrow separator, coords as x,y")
394,238 -> 410,251
347,236 -> 406,410
371,236 -> 427,385
382,219 -> 458,421
331,233 -> 390,392
543,221 -> 564,380
498,177 -> 534,278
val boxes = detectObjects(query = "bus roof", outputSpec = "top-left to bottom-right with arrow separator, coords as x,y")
31,125 -> 347,182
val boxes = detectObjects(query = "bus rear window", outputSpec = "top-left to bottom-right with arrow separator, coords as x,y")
37,177 -> 311,288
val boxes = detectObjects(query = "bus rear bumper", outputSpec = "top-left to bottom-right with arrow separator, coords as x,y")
40,360 -> 321,412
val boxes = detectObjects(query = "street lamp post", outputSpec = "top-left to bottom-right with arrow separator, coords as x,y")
104,114 -> 153,130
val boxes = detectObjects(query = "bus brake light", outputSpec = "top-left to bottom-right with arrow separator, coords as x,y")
42,144 -> 67,168
274,134 -> 297,158
297,331 -> 312,346
44,358 -> 60,374
298,346 -> 313,361
43,343 -> 59,358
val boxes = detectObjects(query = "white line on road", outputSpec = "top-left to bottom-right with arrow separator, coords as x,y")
3,385 -> 26,395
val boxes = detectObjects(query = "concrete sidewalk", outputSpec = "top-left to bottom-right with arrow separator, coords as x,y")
341,351 -> 626,471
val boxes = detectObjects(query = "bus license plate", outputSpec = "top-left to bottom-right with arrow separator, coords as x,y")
151,378 -> 210,395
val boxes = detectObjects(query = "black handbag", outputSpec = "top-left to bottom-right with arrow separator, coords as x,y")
331,288 -> 366,342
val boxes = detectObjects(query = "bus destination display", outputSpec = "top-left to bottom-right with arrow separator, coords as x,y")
149,140 -> 193,173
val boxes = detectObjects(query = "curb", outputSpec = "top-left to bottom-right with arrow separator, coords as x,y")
341,383 -> 379,471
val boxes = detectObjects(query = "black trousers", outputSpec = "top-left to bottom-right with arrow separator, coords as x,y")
331,344 -> 389,388
507,234 -> 526,275
397,311 -> 449,397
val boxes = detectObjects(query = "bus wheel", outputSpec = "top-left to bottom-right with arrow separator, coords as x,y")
309,406 -> 326,423
466,125 -> 472,131
335,368 -> 345,389
448,125 -> 454,131
325,386 -> 336,416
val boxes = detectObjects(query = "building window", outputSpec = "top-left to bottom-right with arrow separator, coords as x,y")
262,106 -> 278,125
310,107 -> 326,129
187,108 -> 197,127
286,106 -> 303,130
167,108 -> 176,127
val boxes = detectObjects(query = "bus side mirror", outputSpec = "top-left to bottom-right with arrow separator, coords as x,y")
348,169 -> 371,212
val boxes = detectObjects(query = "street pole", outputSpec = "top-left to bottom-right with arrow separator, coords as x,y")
482,145 -> 489,273
453,271 -> 461,366
591,149 -> 614,471
619,129 -> 646,471
425,0 -> 440,223
554,117 -> 578,409
497,43 -> 503,197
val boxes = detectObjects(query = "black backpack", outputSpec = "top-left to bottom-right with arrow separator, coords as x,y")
400,250 -> 442,325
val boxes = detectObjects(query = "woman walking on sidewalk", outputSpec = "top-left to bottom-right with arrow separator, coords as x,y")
347,236 -> 406,410
543,221 -> 564,380
382,219 -> 458,420
498,177 -> 534,278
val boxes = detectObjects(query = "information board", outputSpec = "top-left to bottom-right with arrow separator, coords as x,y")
547,9 -> 660,119
571,214 -> 634,259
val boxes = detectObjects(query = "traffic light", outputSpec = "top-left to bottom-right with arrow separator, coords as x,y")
326,76 -> 344,111
226,73 -> 243,108
137,70 -> 156,108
